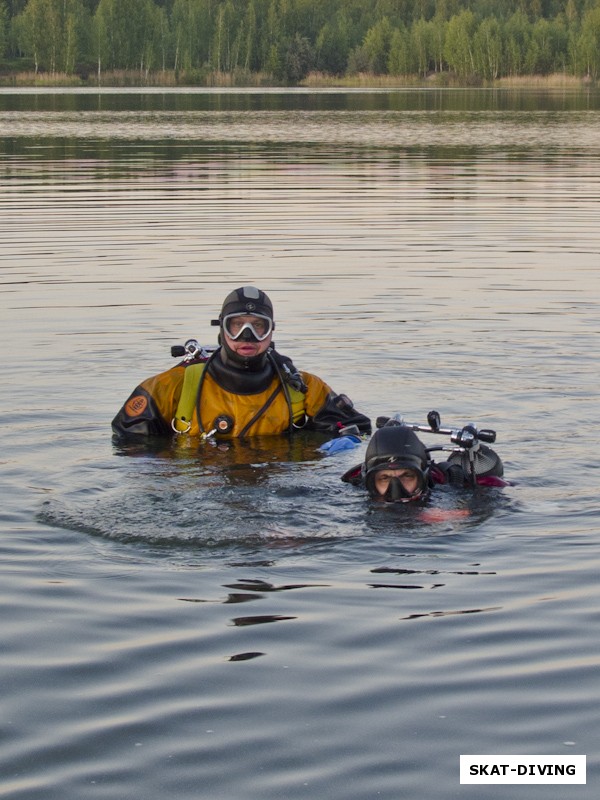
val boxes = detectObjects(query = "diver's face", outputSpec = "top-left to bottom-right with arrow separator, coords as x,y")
222,314 -> 273,359
224,332 -> 271,359
374,468 -> 419,497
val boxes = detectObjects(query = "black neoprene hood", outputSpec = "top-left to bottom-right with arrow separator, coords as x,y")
364,425 -> 429,475
362,424 -> 430,500
211,286 -> 275,372
219,286 -> 274,323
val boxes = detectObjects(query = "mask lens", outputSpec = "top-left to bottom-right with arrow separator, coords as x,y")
370,467 -> 425,502
386,477 -> 413,503
223,313 -> 273,341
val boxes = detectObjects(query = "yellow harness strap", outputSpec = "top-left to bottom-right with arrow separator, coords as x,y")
172,361 -> 306,434
288,386 -> 306,425
172,362 -> 205,433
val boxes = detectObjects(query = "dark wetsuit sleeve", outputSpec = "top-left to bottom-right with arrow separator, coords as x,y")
111,385 -> 171,437
300,371 -> 371,435
309,393 -> 372,434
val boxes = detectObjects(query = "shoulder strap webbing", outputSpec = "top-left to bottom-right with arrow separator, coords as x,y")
288,385 -> 306,424
172,363 -> 205,433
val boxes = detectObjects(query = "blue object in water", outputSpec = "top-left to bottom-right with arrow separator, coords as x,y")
318,435 -> 362,455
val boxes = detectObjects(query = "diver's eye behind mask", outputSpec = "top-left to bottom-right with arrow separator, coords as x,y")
384,476 -> 423,503
222,313 -> 273,342
366,465 -> 428,503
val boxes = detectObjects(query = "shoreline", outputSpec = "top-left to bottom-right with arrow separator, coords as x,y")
0,70 -> 595,91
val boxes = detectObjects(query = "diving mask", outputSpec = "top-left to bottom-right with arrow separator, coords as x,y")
368,466 -> 428,503
222,313 -> 273,342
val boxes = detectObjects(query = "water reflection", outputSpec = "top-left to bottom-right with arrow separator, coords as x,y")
1,109 -> 599,152
2,89 -> 600,800
1,87 -> 598,113
400,605 -> 502,620
228,651 -> 265,661
113,432 -> 329,482
224,579 -> 330,592
1,87 -> 599,160
231,614 -> 297,626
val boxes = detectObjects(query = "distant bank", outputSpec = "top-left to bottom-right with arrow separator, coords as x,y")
0,70 -> 595,91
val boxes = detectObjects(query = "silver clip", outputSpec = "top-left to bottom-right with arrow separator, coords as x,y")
171,418 -> 192,434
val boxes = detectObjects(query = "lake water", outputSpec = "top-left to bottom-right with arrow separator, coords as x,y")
1,88 -> 599,799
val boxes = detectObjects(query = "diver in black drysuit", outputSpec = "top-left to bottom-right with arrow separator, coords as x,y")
341,422 -> 507,504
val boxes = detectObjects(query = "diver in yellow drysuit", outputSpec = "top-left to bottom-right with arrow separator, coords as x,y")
112,286 -> 371,440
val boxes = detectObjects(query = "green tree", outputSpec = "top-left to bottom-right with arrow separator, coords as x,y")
261,0 -> 282,73
444,10 -> 476,77
434,0 -> 462,20
94,0 -> 123,71
154,3 -> 170,72
504,10 -> 531,75
14,0 -> 82,73
430,12 -> 445,71
281,31 -> 313,82
373,0 -> 413,26
264,41 -> 279,75
411,0 -> 433,21
566,14 -> 582,74
14,0 -> 36,71
7,0 -> 28,17
362,15 -> 393,72
138,0 -> 164,73
473,15 -> 503,79
0,1 -> 8,58
579,5 -> 600,78
387,23 -> 413,74
239,0 -> 257,72
534,14 -> 567,73
63,4 -> 78,72
565,0 -> 579,24
211,0 -> 236,71
93,0 -> 163,74
171,0 -> 207,72
2,0 -> 597,82
411,16 -> 432,76
316,10 -> 350,75
525,17 -> 549,72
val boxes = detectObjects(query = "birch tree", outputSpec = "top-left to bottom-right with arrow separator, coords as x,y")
444,10 -> 476,78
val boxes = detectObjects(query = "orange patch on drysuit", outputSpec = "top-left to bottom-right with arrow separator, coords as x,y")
125,395 -> 148,417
